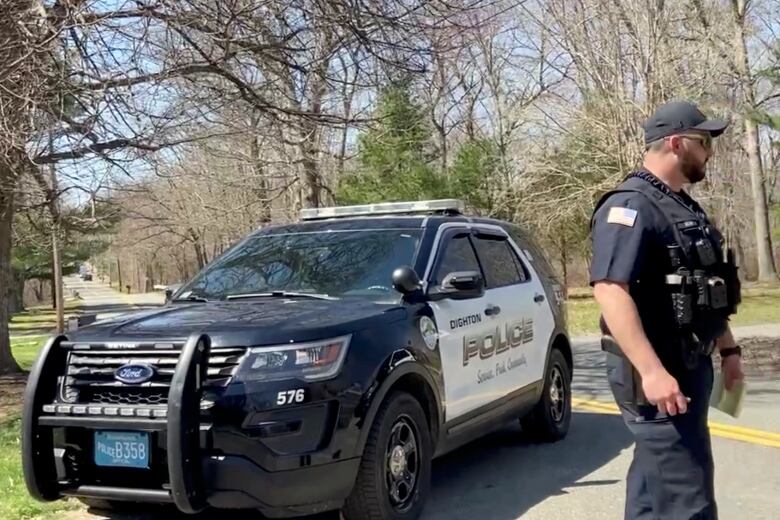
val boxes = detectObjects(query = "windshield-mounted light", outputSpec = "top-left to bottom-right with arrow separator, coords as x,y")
235,335 -> 351,383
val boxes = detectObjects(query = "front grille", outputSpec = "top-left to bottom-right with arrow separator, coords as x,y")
82,388 -> 168,406
61,347 -> 245,405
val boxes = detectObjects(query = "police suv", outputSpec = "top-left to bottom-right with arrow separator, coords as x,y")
22,200 -> 573,519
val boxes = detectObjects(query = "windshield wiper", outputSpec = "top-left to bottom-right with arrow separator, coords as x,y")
224,291 -> 337,301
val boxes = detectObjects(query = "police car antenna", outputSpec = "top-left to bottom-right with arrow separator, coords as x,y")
299,199 -> 466,220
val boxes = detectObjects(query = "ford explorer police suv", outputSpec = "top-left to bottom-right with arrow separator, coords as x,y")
22,199 -> 572,520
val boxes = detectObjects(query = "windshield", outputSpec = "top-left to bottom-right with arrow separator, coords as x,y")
176,229 -> 423,302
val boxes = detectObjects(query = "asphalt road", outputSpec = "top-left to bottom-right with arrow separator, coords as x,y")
422,337 -> 780,520
63,276 -> 165,321
57,278 -> 780,520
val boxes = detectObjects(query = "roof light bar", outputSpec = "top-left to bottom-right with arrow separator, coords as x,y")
300,199 -> 465,221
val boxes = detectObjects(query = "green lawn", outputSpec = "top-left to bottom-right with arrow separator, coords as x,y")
0,416 -> 80,520
566,285 -> 780,336
2,336 -> 79,520
9,300 -> 80,337
10,336 -> 48,371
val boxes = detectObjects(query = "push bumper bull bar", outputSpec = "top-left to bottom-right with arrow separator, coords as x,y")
22,333 -> 213,514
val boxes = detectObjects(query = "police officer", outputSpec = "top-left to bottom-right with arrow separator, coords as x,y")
589,100 -> 746,520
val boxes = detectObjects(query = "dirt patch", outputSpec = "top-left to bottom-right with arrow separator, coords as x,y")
0,373 -> 27,421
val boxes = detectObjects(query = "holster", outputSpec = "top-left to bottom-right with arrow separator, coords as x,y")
722,248 -> 742,315
601,335 -> 649,406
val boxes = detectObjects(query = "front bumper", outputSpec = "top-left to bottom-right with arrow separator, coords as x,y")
22,334 -> 360,518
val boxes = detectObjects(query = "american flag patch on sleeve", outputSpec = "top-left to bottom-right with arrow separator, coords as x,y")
607,206 -> 638,227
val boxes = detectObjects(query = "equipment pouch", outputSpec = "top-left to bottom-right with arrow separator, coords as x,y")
695,237 -> 718,267
708,278 -> 728,309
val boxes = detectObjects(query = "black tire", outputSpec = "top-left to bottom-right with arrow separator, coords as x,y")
343,391 -> 432,520
520,348 -> 571,442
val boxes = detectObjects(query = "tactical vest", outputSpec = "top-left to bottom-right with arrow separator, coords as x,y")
592,170 -> 741,353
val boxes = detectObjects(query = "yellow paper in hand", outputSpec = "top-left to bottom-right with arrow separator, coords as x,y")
710,372 -> 747,418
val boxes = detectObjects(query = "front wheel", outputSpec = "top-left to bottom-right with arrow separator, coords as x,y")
521,348 -> 572,442
343,392 -> 432,520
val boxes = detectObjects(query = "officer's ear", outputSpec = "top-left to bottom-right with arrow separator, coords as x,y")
666,135 -> 685,154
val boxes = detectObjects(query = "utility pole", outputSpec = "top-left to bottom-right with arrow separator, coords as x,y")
50,161 -> 64,333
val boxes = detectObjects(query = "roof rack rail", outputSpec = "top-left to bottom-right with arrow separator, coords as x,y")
299,199 -> 465,220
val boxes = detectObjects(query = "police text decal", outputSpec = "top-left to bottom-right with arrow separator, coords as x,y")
462,318 -> 533,383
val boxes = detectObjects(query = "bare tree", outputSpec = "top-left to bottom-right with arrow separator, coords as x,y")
690,0 -> 778,280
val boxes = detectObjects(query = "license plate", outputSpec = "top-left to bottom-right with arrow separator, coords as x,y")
94,431 -> 150,469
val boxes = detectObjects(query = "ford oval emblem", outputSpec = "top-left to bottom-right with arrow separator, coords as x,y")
114,364 -> 155,384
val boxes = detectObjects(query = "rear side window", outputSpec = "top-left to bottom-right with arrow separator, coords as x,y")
504,224 -> 555,281
472,236 -> 527,288
432,233 -> 481,285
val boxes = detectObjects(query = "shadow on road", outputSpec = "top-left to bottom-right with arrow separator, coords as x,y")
422,411 -> 632,520
67,411 -> 632,520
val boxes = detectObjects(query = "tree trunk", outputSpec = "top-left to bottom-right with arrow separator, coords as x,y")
9,269 -> 25,315
250,115 -> 272,225
193,239 -> 207,270
742,117 -> 777,280
52,227 -> 64,332
34,279 -> 44,303
559,234 -> 569,288
116,258 -> 123,292
299,35 -> 331,209
733,0 -> 778,281
0,174 -> 21,374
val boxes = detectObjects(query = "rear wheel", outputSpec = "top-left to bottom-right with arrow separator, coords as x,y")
521,348 -> 571,442
343,391 -> 432,520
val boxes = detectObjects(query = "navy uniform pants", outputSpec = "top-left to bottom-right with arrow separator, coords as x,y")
606,352 -> 717,520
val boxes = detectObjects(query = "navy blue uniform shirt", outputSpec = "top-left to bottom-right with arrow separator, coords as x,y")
589,177 -> 712,368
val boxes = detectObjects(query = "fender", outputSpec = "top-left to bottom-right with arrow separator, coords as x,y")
355,349 -> 443,454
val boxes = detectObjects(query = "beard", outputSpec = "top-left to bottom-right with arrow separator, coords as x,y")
681,155 -> 706,184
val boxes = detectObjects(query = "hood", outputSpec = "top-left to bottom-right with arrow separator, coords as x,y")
68,298 -> 406,347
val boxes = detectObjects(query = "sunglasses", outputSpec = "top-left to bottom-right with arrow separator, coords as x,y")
675,133 -> 712,150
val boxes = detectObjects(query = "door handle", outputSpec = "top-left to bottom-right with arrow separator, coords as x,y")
534,293 -> 545,303
484,304 -> 501,316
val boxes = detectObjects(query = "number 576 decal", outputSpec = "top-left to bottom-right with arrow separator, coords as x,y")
276,389 -> 306,406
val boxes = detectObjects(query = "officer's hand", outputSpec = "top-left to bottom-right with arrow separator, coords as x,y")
722,355 -> 745,391
642,367 -> 690,416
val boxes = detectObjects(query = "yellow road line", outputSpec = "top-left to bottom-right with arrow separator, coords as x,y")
572,397 -> 780,449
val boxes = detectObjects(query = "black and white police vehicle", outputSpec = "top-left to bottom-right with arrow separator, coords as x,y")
22,200 -> 573,519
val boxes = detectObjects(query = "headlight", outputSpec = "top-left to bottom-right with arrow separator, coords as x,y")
235,335 -> 351,383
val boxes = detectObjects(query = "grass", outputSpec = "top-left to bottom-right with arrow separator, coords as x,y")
0,416 -> 81,520
10,336 -> 48,371
566,284 -> 780,336
1,337 -> 79,519
9,300 -> 81,336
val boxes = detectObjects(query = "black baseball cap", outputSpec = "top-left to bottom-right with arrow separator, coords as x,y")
643,100 -> 729,146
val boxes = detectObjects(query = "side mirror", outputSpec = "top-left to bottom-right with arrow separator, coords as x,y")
392,266 -> 422,295
428,270 -> 485,301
